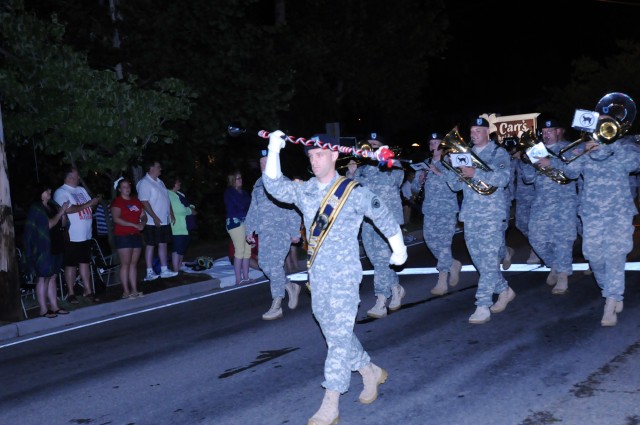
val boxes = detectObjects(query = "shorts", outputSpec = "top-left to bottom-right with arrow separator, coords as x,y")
172,235 -> 191,255
63,240 -> 91,266
143,224 -> 172,246
115,234 -> 144,249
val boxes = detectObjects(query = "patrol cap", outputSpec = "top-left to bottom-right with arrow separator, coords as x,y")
470,117 -> 490,128
366,132 -> 385,144
539,117 -> 561,129
305,134 -> 338,155
429,132 -> 444,141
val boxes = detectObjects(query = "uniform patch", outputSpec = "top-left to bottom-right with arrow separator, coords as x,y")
372,197 -> 381,209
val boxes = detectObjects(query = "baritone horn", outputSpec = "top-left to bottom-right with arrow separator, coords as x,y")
559,92 -> 637,163
516,130 -> 573,185
439,128 -> 497,195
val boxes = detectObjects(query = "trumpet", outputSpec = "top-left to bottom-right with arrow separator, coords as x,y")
515,130 -> 573,185
559,92 -> 636,163
439,128 -> 497,195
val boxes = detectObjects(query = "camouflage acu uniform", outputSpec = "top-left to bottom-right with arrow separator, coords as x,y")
514,160 -> 535,238
563,137 -> 640,301
521,141 -> 578,275
245,177 -> 301,300
445,142 -> 511,307
263,172 -> 400,393
411,160 -> 459,272
353,164 -> 404,298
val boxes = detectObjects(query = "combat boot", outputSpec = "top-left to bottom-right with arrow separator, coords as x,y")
490,287 -> 516,313
430,271 -> 448,296
468,306 -> 491,324
616,300 -> 624,313
546,267 -> 558,286
526,249 -> 540,264
308,390 -> 340,425
358,362 -> 388,404
552,273 -> 568,295
367,295 -> 387,319
449,259 -> 462,287
285,280 -> 301,309
601,297 -> 617,327
388,284 -> 405,311
262,297 -> 283,320
502,246 -> 514,270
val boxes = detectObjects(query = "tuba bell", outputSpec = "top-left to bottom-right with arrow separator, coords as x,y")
439,128 -> 497,195
516,130 -> 573,185
559,92 -> 637,163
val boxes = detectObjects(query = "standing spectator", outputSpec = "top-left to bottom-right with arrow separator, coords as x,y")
23,183 -> 71,317
563,93 -> 640,326
346,132 -> 406,319
54,165 -> 101,303
262,131 -> 407,424
444,118 -> 514,324
136,160 -> 178,281
224,170 -> 252,285
93,199 -> 112,257
245,154 -> 302,320
411,132 -> 462,296
167,175 -> 196,273
111,177 -> 146,298
521,117 -> 578,294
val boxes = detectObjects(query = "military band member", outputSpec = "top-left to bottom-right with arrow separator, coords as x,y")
263,131 -> 407,425
346,132 -> 406,318
245,154 -> 303,320
513,155 -> 538,263
444,117 -> 515,324
411,132 -> 462,295
522,117 -> 578,294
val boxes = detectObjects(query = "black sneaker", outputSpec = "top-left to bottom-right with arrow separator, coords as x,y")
68,295 -> 79,304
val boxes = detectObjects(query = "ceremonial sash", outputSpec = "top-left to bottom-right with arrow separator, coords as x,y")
307,176 -> 360,269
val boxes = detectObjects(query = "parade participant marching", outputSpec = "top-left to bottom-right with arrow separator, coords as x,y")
245,153 -> 303,320
444,118 -> 515,324
346,132 -> 406,318
262,130 -> 407,425
411,132 -> 462,296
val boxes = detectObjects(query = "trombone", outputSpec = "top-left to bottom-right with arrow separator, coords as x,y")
439,128 -> 497,195
559,92 -> 637,163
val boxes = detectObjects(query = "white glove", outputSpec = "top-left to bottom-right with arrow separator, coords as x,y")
388,231 -> 408,265
268,130 -> 286,153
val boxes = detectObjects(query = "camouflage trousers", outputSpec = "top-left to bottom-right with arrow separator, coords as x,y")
499,200 -> 513,260
361,221 -> 398,298
515,196 -> 533,238
258,232 -> 292,299
311,278 -> 370,393
582,214 -> 634,301
423,211 -> 457,272
464,219 -> 508,307
529,215 -> 576,275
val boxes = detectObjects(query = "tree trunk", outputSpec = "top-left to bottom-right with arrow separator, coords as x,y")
0,104 -> 24,322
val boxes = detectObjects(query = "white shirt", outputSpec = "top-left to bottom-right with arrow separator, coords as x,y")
53,184 -> 93,242
136,173 -> 171,225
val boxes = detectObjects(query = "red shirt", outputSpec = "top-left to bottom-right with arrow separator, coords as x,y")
111,196 -> 144,236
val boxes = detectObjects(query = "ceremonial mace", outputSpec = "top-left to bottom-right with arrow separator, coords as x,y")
227,124 -> 398,168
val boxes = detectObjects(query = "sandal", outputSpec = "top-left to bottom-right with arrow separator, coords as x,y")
52,309 -> 69,315
40,310 -> 57,318
83,293 -> 101,303
122,293 -> 131,299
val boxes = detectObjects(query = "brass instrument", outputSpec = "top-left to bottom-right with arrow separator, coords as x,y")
559,92 -> 637,163
439,128 -> 497,195
516,130 -> 573,185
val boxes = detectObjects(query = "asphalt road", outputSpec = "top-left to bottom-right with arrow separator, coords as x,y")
1,228 -> 640,425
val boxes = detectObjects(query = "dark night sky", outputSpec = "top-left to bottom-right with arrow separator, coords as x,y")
429,0 -> 640,119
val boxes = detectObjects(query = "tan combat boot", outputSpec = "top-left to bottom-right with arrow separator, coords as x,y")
285,280 -> 301,309
616,300 -> 624,313
262,297 -> 283,320
546,267 -> 558,286
367,294 -> 387,319
449,259 -> 462,287
502,246 -> 514,270
308,389 -> 340,425
526,249 -> 540,264
431,271 -> 448,296
469,306 -> 491,324
490,287 -> 516,313
388,284 -> 405,311
358,362 -> 388,404
552,273 -> 568,295
601,297 -> 617,327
